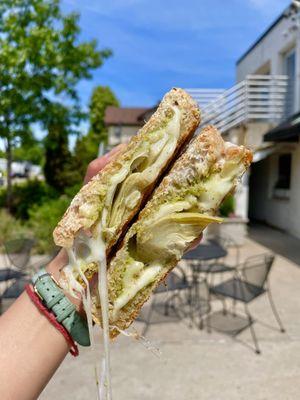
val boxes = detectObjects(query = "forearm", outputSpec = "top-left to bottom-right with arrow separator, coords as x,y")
0,252 -> 69,400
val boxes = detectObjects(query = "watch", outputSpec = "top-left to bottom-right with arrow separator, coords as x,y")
32,268 -> 90,347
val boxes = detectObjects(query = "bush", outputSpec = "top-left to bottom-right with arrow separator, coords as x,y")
219,194 -> 235,217
28,195 -> 71,253
0,180 -> 58,220
0,210 -> 32,246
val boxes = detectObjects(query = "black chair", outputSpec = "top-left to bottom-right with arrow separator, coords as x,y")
139,266 -> 191,335
4,238 -> 35,273
197,235 -> 240,274
2,278 -> 30,301
210,253 -> 285,354
0,239 -> 35,313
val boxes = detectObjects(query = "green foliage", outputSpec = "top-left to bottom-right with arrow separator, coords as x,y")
74,86 -> 119,176
14,142 -> 44,165
13,131 -> 44,165
219,194 -> 235,217
0,0 -> 109,137
0,180 -> 57,220
43,104 -> 81,191
0,210 -> 31,246
89,86 -> 119,140
28,195 -> 71,253
0,0 -> 111,206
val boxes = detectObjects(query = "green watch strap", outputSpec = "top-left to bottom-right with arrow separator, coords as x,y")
32,269 -> 90,347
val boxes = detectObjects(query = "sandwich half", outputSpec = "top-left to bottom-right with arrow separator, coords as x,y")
90,125 -> 253,337
53,88 -> 200,283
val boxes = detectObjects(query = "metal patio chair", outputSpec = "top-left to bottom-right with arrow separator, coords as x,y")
139,266 -> 189,334
210,253 -> 285,354
197,234 -> 240,274
3,238 -> 35,273
140,266 -> 210,334
0,238 -> 35,313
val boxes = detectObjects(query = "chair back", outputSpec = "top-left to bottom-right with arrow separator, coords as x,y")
209,234 -> 240,266
242,253 -> 275,289
4,238 -> 35,271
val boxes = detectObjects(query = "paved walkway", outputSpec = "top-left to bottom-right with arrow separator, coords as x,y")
38,234 -> 300,400
249,222 -> 300,265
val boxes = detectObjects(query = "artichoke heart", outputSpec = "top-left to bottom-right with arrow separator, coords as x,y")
107,107 -> 181,232
136,212 -> 222,263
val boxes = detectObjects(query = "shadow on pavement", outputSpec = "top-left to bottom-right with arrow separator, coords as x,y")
248,222 -> 300,265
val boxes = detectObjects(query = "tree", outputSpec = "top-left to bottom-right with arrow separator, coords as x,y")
74,86 -> 119,176
89,86 -> 119,143
0,0 -> 111,208
13,132 -> 44,165
44,103 -> 80,192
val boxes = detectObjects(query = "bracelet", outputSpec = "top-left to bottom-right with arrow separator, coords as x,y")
31,269 -> 90,348
25,284 -> 79,357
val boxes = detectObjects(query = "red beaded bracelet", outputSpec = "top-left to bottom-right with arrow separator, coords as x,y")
25,284 -> 79,357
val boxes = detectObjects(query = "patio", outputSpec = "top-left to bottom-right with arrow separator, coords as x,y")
25,225 -> 300,400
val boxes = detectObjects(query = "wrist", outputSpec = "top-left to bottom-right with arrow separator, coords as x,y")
46,249 -> 83,312
31,268 -> 90,348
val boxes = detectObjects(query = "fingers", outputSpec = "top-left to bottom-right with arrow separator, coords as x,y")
84,144 -> 127,184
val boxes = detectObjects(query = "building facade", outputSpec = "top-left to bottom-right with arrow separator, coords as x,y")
189,2 -> 300,239
104,106 -> 153,148
237,2 -> 300,239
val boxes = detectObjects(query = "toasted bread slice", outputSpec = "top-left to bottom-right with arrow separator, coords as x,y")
54,88 -> 200,266
91,126 -> 253,337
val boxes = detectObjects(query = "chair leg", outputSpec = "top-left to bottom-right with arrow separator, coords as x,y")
267,288 -> 285,333
243,302 -> 261,354
232,299 -> 237,317
222,298 -> 227,315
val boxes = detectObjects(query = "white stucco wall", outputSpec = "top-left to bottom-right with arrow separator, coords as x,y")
249,144 -> 300,239
237,10 -> 300,112
237,15 -> 296,80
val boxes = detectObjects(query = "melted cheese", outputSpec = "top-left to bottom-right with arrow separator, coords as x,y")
107,107 -> 181,232
112,263 -> 162,321
63,236 -> 112,400
109,158 -> 248,318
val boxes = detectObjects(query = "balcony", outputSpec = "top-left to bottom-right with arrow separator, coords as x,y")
186,75 -> 289,133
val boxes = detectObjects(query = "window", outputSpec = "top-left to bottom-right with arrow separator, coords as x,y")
275,154 -> 291,189
114,125 -> 122,140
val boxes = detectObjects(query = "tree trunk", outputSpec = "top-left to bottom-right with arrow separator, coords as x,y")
6,137 -> 12,211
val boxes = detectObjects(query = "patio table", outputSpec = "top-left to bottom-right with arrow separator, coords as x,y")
182,240 -> 228,325
184,240 -> 227,261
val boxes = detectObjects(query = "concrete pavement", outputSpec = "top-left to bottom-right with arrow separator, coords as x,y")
38,232 -> 300,400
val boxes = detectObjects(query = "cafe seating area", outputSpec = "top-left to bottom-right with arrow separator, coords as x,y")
139,235 -> 286,354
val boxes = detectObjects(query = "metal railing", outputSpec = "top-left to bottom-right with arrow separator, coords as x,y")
187,75 -> 289,133
185,88 -> 225,107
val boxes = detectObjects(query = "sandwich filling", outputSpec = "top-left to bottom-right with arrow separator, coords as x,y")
77,106 -> 181,248
91,138 -> 251,330
60,106 -> 182,290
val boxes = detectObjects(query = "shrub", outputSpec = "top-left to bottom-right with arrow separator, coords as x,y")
0,210 -> 32,246
0,180 -> 58,220
219,194 -> 235,217
28,195 -> 71,253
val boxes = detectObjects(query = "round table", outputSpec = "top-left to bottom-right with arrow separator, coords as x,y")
184,240 -> 227,261
182,240 -> 228,325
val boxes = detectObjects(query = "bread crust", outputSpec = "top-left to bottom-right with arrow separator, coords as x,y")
91,125 -> 253,337
53,88 -> 200,250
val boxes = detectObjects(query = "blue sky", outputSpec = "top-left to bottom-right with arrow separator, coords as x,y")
62,0 -> 291,107
0,0 -> 291,153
